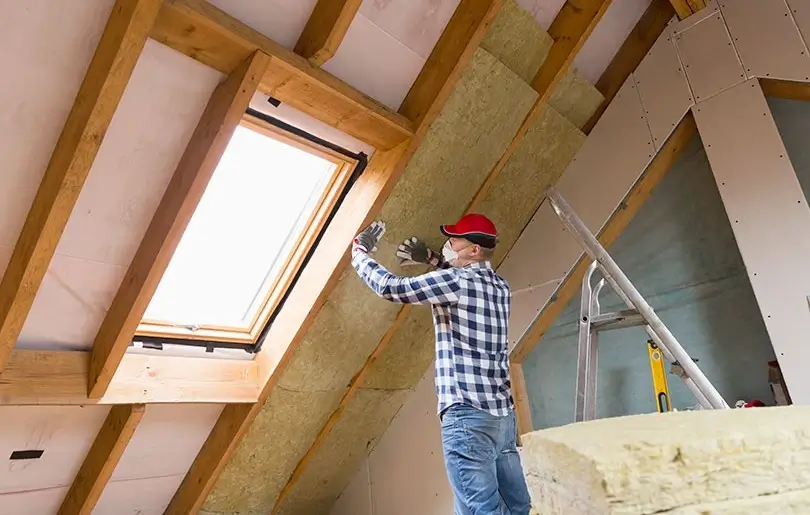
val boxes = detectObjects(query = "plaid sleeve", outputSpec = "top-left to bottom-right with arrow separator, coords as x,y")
351,250 -> 461,305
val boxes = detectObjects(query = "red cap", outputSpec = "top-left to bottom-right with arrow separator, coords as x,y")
440,213 -> 497,248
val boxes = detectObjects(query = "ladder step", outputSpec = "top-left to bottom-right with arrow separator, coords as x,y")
590,310 -> 644,331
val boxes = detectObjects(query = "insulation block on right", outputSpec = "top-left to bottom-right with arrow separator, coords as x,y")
520,406 -> 810,514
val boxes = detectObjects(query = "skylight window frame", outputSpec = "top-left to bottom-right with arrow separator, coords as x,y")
134,114 -> 358,345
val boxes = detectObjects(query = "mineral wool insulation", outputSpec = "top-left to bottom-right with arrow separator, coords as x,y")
203,2 -> 602,514
521,406 -> 810,514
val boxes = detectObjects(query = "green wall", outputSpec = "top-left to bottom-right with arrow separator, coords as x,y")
522,106 -> 800,428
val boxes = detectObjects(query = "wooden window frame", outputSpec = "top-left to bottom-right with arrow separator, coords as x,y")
134,114 -> 358,345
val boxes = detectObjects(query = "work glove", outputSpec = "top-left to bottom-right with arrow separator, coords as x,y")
353,221 -> 386,254
396,237 -> 441,267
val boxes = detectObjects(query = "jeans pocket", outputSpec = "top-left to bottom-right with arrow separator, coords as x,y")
460,418 -> 500,460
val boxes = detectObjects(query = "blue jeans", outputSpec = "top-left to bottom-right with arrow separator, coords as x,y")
440,404 -> 532,515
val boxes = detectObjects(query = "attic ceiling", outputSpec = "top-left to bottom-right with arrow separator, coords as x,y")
0,0 -> 665,513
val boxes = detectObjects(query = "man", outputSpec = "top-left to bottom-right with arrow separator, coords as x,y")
351,213 -> 532,515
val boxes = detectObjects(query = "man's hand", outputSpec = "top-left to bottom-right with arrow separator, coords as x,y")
396,237 -> 441,267
353,221 -> 386,254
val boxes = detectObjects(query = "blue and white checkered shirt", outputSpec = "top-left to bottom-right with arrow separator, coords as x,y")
351,251 -> 514,417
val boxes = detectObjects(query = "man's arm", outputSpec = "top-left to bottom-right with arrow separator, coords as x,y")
351,250 -> 460,305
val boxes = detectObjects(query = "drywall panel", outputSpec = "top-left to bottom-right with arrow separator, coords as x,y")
720,0 -> 810,81
790,0 -> 810,48
16,39 -> 222,351
0,487 -> 67,515
634,25 -> 694,149
323,13 -> 426,110
694,79 -> 810,404
330,461 -> 373,515
368,369 -> 454,515
207,0 -> 317,49
359,0 -> 460,59
95,474 -> 186,514
509,279 -> 563,348
498,202 -> 582,295
0,406 -> 109,494
110,403 -> 222,481
0,0 -> 114,266
555,78 -> 655,233
674,11 -> 746,102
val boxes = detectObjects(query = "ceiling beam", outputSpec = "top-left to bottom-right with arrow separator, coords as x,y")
510,113 -> 697,365
57,404 -> 145,515
164,2 -> 503,513
87,51 -> 270,399
0,0 -> 161,372
583,0 -> 676,134
273,0 -> 612,507
150,0 -> 413,150
669,0 -> 707,20
295,0 -> 363,66
759,77 -> 810,103
1,350 -> 259,405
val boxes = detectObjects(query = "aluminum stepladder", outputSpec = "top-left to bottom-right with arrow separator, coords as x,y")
544,187 -> 730,422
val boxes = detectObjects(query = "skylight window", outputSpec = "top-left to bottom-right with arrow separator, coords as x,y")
137,117 -> 356,344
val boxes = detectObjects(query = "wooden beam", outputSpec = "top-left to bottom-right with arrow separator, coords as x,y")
760,78 -> 810,103
88,51 -> 270,399
164,3 -> 502,513
0,0 -> 161,372
57,404 -> 145,515
669,0 -> 707,20
583,0 -> 676,134
150,0 -> 414,150
0,350 -> 259,405
295,0 -> 362,66
399,0 -> 505,128
273,0 -> 611,507
512,362 -> 534,438
511,112 -> 697,364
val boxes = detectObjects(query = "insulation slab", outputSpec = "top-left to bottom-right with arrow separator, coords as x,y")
203,47 -> 538,514
481,0 -> 604,129
521,406 -> 810,514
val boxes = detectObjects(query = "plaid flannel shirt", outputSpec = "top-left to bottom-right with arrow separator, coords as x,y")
351,250 -> 514,417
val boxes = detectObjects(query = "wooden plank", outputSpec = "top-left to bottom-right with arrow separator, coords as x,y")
512,362 -> 533,438
760,77 -> 810,103
295,0 -> 363,65
164,3 -> 503,513
272,0 -> 612,507
670,0 -> 707,20
399,0 -> 505,128
0,0 -> 161,372
88,51 -> 270,399
149,0 -> 414,150
0,350 -> 259,405
57,404 -> 145,515
583,0 -> 676,134
511,112 -> 697,364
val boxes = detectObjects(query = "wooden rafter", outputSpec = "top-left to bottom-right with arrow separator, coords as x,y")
295,0 -> 363,65
164,2 -> 503,513
669,0 -> 707,21
273,0 -> 612,507
1,350 -> 259,405
0,0 -> 161,372
510,113 -> 698,365
87,51 -> 270,399
150,0 -> 413,150
583,0 -> 676,134
760,77 -> 810,103
57,404 -> 145,515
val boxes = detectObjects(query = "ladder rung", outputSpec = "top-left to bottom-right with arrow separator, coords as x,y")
590,310 -> 644,331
